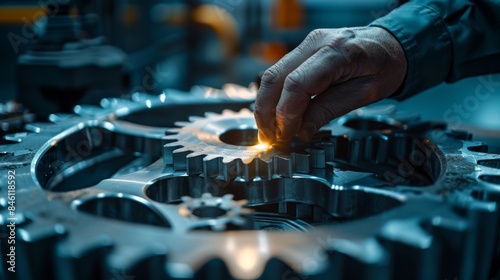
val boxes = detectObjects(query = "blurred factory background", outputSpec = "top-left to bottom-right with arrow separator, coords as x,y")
0,0 -> 499,149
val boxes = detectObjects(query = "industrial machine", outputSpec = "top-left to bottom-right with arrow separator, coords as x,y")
0,1 -> 499,279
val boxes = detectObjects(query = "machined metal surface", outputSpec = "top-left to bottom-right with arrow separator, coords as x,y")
164,108 -> 334,181
1,87 -> 500,280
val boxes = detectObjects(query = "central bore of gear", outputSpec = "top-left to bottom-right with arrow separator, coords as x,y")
192,206 -> 228,218
219,129 -> 258,146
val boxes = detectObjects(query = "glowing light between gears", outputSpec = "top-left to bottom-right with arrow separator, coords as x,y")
253,142 -> 270,151
235,246 -> 259,274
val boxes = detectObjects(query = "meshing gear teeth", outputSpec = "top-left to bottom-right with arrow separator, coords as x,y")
163,108 -> 334,180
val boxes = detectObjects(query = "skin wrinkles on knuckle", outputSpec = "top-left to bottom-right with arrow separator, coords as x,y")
306,29 -> 327,44
338,29 -> 357,40
260,68 -> 279,85
283,72 -> 306,94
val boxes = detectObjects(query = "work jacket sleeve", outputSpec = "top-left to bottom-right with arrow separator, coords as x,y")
369,0 -> 500,100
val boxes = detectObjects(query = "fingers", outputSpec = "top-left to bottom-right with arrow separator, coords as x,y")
297,76 -> 377,142
275,44 -> 350,140
254,30 -> 328,143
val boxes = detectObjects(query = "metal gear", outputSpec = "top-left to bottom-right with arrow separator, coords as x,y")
1,88 -> 500,280
178,193 -> 252,231
163,108 -> 334,181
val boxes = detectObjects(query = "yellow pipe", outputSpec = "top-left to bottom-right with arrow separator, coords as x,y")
191,4 -> 240,58
0,6 -> 46,24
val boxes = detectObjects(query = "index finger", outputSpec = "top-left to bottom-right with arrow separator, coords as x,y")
254,30 -> 327,144
276,44 -> 349,140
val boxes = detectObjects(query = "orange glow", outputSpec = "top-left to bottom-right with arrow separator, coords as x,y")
235,247 -> 259,274
253,143 -> 270,152
271,0 -> 304,29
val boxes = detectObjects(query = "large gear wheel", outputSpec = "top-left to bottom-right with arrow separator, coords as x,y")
1,87 -> 500,280
164,108 -> 334,181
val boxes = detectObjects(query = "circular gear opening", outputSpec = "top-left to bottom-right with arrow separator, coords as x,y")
192,206 -> 228,218
75,195 -> 172,228
219,129 -> 259,146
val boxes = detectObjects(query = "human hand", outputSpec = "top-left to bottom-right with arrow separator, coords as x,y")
254,27 -> 407,143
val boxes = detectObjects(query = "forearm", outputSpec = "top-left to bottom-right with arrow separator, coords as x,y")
370,0 -> 500,100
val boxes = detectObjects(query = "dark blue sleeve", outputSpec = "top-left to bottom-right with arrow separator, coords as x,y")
369,0 -> 500,100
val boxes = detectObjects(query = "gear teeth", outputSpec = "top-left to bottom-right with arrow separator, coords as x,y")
275,155 -> 293,177
189,116 -> 204,122
375,136 -> 388,163
221,158 -> 237,180
259,258 -> 297,280
164,134 -> 179,140
308,148 -> 326,169
48,113 -> 74,123
173,150 -> 189,171
318,142 -> 335,162
73,105 -> 104,117
326,240 -> 391,280
379,220 -> 440,280
163,142 -> 181,164
55,240 -> 113,280
131,92 -> 156,102
203,155 -> 222,178
232,217 -> 246,225
3,132 -> 31,143
458,200 -> 498,279
258,159 -> 273,180
164,142 -> 191,170
105,249 -> 169,280
349,138 -> 361,165
235,158 -> 272,181
25,122 -> 51,133
186,152 -> 205,175
204,111 -> 219,118
166,128 -> 181,134
194,258 -> 232,280
174,121 -> 192,127
15,223 -> 68,280
100,97 -> 135,109
221,109 -> 235,115
293,152 -> 310,173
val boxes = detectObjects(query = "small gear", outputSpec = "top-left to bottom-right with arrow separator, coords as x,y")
163,108 -> 334,180
178,193 -> 252,231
